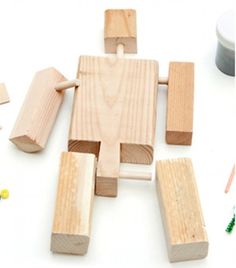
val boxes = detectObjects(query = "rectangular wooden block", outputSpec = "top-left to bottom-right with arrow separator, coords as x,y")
156,158 -> 208,262
166,62 -> 194,145
10,68 -> 66,152
69,56 -> 158,197
51,152 -> 96,255
104,9 -> 137,53
0,83 -> 10,104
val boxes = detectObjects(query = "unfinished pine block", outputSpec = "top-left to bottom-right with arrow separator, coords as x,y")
156,158 -> 208,262
166,62 -> 194,145
69,56 -> 158,197
104,9 -> 137,53
51,152 -> 96,255
9,68 -> 66,152
0,83 -> 10,104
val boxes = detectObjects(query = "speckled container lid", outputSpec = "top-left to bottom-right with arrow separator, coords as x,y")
215,10 -> 235,76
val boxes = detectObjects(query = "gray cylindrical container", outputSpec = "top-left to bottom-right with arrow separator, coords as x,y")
215,10 -> 235,76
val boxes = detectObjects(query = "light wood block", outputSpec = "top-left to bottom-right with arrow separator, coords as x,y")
9,68 -> 66,152
51,152 -> 96,255
166,62 -> 194,145
156,158 -> 208,262
69,56 -> 158,197
104,9 -> 137,53
0,83 -> 10,104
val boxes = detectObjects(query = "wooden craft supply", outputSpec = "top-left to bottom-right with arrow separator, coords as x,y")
104,9 -> 137,53
9,68 -> 66,152
158,77 -> 168,85
68,55 -> 158,197
225,163 -> 235,193
0,83 -> 10,104
51,152 -> 96,255
55,79 -> 80,91
119,171 -> 152,181
156,158 -> 208,262
166,62 -> 194,145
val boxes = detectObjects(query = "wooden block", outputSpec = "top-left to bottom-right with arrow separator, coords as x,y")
166,62 -> 194,145
9,68 -> 66,152
96,142 -> 120,197
0,83 -> 10,104
51,152 -> 96,255
156,158 -> 208,262
104,9 -> 137,53
69,56 -> 158,197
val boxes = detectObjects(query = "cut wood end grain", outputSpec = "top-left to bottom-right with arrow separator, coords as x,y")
166,131 -> 192,145
169,241 -> 209,263
10,135 -> 43,153
0,83 -> 10,104
51,233 -> 89,255
95,176 -> 118,197
104,9 -> 137,53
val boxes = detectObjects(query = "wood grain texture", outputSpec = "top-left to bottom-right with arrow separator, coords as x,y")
69,55 -> 158,196
51,152 -> 96,255
166,62 -> 194,145
0,83 -> 10,104
104,9 -> 137,53
156,158 -> 208,262
9,68 -> 66,152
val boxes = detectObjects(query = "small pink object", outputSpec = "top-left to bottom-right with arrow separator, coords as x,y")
225,164 -> 236,193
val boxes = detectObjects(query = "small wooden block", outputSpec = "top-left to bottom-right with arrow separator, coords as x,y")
9,68 -> 66,152
96,142 -> 120,197
166,62 -> 194,145
69,56 -> 158,197
156,158 -> 208,262
51,152 -> 96,255
0,83 -> 10,104
104,9 -> 137,53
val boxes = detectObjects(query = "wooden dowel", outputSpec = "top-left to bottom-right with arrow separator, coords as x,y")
225,164 -> 235,193
55,79 -> 80,91
116,43 -> 125,58
158,77 -> 168,85
119,171 -> 152,181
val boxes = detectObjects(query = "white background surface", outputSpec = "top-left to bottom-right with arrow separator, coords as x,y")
0,0 -> 235,267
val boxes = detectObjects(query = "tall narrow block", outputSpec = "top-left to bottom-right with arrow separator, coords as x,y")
104,9 -> 137,53
51,152 -> 96,255
166,62 -> 194,145
10,68 -> 66,152
156,158 -> 208,262
69,56 -> 158,197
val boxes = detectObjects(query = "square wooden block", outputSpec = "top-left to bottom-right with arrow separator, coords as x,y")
104,9 -> 137,53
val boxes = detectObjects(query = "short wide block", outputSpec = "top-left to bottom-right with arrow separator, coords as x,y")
104,9 -> 137,53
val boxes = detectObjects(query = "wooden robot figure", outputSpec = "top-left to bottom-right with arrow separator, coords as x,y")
9,10 -> 208,263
